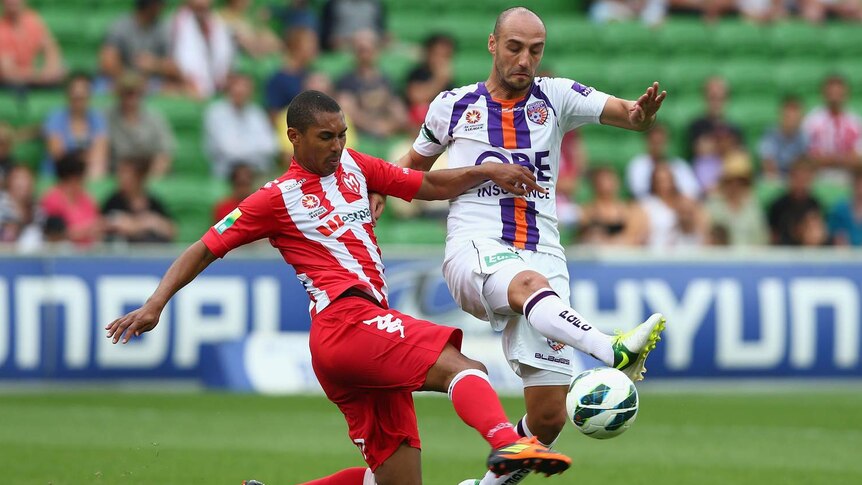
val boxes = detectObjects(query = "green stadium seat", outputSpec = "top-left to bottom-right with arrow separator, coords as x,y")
661,58 -> 720,98
658,21 -> 714,56
543,18 -> 597,56
769,23 -> 826,58
825,24 -> 862,59
149,176 -> 229,243
146,97 -> 205,130
595,23 -> 661,56
773,61 -> 833,97
312,52 -> 354,81
813,181 -> 851,211
659,94 -> 703,135
712,21 -> 770,58
21,91 -> 66,125
452,53 -> 491,89
11,139 -> 43,171
86,177 -> 118,205
0,91 -> 26,125
235,54 -> 282,86
172,139 -> 210,177
726,98 -> 778,147
375,218 -> 446,245
551,56 -> 612,93
721,60 -> 777,96
379,52 -> 418,89
755,178 -> 785,208
604,58 -> 663,99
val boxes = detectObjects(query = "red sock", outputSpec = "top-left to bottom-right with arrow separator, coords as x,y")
300,467 -> 368,484
449,370 -> 521,449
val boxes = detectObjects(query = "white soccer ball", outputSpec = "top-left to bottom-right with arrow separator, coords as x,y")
566,367 -> 639,439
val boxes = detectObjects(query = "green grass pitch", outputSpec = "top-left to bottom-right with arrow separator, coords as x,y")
1,387 -> 861,484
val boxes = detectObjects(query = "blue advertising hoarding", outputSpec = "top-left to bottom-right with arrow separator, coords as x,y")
0,252 -> 860,381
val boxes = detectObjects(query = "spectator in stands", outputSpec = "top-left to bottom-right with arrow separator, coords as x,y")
405,33 -> 456,131
320,0 -> 386,51
2,165 -> 38,246
39,151 -> 103,247
266,0 -> 319,37
557,131 -> 587,231
213,163 -> 255,222
767,160 -> 822,245
204,72 -> 277,178
692,122 -> 748,193
108,72 -> 175,177
0,0 -> 64,87
99,0 -> 186,94
799,0 -> 862,22
704,152 -> 768,246
802,75 -> 862,185
627,123 -> 701,200
337,29 -> 408,139
589,0 -> 668,26
579,166 -> 647,246
219,0 -> 281,58
829,166 -> 862,246
102,157 -> 175,243
639,164 -> 709,248
759,95 -> 808,180
264,25 -> 319,119
685,76 -> 743,162
172,0 -> 235,98
44,73 -> 108,179
0,122 -> 15,183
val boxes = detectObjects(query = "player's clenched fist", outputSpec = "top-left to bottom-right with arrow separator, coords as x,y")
479,163 -> 545,196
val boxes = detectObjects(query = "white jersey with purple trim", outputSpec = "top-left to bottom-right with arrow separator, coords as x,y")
412,77 -> 610,259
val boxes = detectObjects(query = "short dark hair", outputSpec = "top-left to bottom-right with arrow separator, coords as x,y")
823,73 -> 847,88
55,150 -> 86,180
781,94 -> 802,108
423,32 -> 456,52
493,6 -> 543,38
135,0 -> 164,11
286,90 -> 342,133
66,71 -> 92,91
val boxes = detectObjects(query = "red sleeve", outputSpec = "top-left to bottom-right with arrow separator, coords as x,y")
347,148 -> 424,201
201,188 -> 274,258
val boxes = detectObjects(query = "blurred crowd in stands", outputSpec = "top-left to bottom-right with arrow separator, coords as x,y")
0,0 -> 861,252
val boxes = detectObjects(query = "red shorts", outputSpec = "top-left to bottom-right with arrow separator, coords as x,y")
310,295 -> 463,471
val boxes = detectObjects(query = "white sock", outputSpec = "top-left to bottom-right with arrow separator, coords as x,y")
477,415 -> 559,485
364,468 -> 376,485
523,288 -> 614,366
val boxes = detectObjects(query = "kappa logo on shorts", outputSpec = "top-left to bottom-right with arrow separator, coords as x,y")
363,314 -> 405,338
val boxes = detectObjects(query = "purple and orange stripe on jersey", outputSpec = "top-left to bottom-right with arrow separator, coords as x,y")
480,83 -> 532,150
448,86 -> 484,137
500,198 -> 540,251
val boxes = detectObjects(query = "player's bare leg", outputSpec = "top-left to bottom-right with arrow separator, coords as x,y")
374,444 -> 421,485
522,385 -> 568,446
507,270 -> 666,382
297,468 -> 374,485
422,344 -> 571,476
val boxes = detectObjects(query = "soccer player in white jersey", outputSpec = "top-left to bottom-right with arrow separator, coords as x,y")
371,7 -> 668,484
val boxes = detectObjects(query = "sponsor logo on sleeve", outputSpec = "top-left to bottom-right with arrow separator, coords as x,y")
215,208 -> 242,234
571,81 -> 594,97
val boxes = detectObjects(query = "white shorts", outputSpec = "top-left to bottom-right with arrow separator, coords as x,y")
443,238 -> 575,383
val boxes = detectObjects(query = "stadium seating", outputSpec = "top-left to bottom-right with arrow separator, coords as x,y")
2,0 -> 859,244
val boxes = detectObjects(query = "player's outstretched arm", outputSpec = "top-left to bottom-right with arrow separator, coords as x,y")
368,148 -> 440,222
600,81 -> 667,132
105,241 -> 217,344
415,163 -> 545,201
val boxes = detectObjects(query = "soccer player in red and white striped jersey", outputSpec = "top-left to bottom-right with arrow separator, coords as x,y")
105,90 -> 572,484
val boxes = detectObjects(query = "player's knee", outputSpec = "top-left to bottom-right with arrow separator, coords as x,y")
459,357 -> 488,376
508,270 -> 552,310
530,407 -> 568,440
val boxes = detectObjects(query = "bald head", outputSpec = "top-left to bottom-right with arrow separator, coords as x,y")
493,7 -> 545,38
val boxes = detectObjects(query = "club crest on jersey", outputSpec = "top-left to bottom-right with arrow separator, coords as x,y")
465,109 -> 482,124
546,338 -> 566,352
526,101 -> 549,125
342,172 -> 361,194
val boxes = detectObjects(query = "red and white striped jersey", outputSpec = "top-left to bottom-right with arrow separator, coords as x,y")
201,148 -> 424,317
